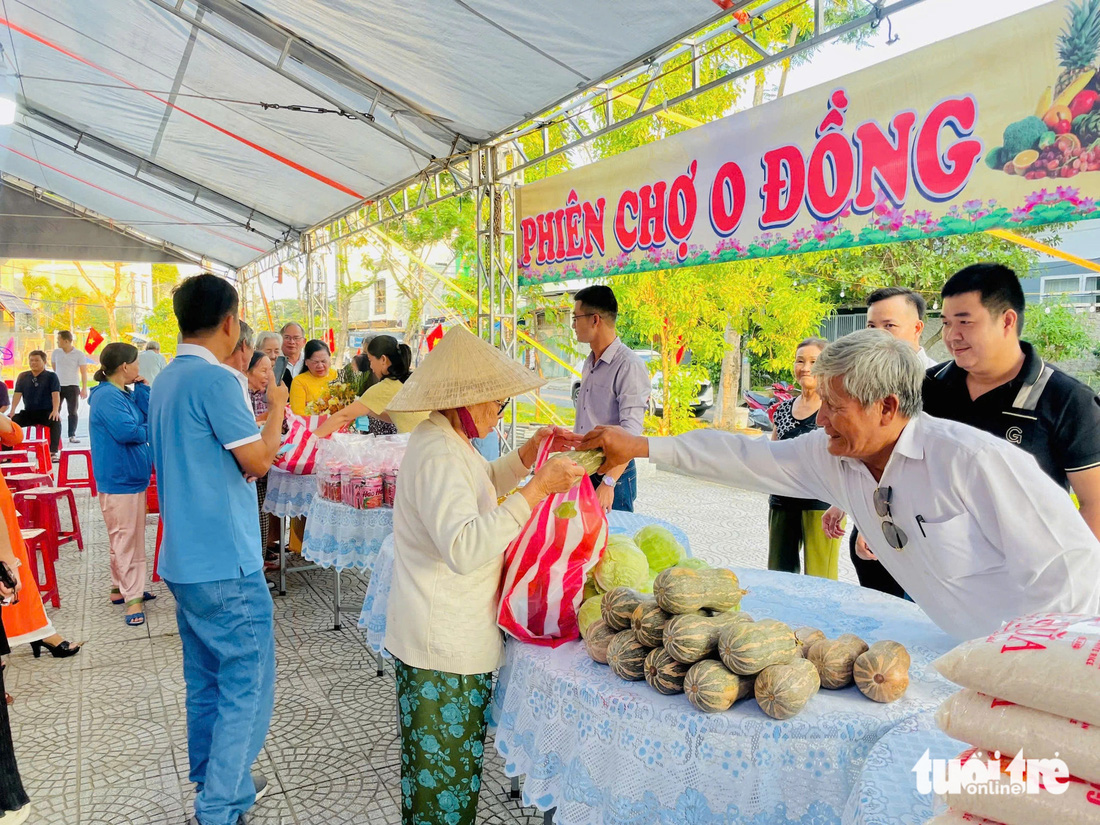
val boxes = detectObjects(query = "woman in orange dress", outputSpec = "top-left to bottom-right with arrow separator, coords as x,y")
0,416 -> 81,659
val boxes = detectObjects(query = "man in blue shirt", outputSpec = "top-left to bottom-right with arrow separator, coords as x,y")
149,274 -> 287,825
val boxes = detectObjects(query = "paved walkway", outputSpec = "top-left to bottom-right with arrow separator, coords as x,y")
4,466 -> 856,824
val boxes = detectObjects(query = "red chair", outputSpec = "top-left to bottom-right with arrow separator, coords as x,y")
5,473 -> 53,493
21,426 -> 51,475
146,472 -> 159,515
15,487 -> 83,553
152,516 -> 163,583
20,528 -> 59,608
0,463 -> 37,477
0,451 -> 31,464
57,449 -> 96,495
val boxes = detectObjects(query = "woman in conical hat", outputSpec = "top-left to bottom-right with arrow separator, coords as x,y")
385,325 -> 585,825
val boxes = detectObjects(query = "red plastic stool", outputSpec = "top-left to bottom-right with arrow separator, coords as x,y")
146,472 -> 159,515
22,440 -> 51,475
5,473 -> 53,493
15,487 -> 83,553
20,528 -> 59,608
152,516 -> 163,583
0,451 -> 30,464
57,449 -> 96,495
0,462 -> 37,477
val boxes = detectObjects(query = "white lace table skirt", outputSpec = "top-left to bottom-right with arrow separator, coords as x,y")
492,568 -> 958,825
357,511 -> 691,656
261,467 -> 316,518
842,710 -> 963,825
300,497 -> 393,570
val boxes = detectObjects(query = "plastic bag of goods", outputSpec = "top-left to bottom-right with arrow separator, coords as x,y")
275,413 -> 329,475
937,689 -> 1100,784
938,747 -> 1100,825
497,439 -> 609,646
933,614 -> 1100,725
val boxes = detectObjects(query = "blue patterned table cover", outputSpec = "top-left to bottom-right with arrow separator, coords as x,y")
261,467 -> 316,518
300,496 -> 393,570
492,568 -> 958,825
842,710 -> 964,825
358,511 -> 692,656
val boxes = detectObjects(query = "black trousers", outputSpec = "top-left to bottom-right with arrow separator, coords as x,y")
12,409 -> 61,453
0,623 -> 29,814
849,527 -> 906,599
58,385 -> 80,438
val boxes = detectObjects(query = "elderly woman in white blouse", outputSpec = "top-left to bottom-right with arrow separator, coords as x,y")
384,326 -> 585,825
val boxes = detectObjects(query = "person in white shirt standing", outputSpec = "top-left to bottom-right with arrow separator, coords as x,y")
581,329 -> 1100,640
50,330 -> 87,445
137,341 -> 167,384
865,287 -> 938,369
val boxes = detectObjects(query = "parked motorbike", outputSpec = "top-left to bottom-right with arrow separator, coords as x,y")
743,381 -> 796,433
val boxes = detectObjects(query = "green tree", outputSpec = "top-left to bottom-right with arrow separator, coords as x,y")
151,263 -> 181,304
1029,303 -> 1094,362
144,297 -> 180,357
333,237 -> 379,360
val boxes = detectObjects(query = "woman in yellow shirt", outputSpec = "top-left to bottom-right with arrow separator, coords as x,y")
289,340 -> 337,415
314,336 -> 427,438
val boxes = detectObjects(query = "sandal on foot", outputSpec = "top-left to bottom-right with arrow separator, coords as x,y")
112,591 -> 156,605
124,599 -> 145,626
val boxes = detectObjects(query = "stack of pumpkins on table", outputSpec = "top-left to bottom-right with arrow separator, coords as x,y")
577,529 -> 911,720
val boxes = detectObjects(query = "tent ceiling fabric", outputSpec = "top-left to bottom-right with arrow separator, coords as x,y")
0,0 -> 721,268
0,183 -> 191,262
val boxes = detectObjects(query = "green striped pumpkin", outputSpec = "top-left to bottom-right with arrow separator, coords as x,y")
718,619 -> 799,676
683,660 -> 753,713
601,587 -> 654,631
754,658 -> 821,719
663,611 -> 754,664
607,630 -> 651,681
584,619 -> 617,664
795,626 -> 826,657
806,636 -> 868,689
643,647 -> 691,695
632,602 -> 674,648
653,567 -> 746,614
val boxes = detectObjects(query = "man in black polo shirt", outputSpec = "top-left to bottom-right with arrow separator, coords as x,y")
926,263 -> 1100,538
12,350 -> 62,457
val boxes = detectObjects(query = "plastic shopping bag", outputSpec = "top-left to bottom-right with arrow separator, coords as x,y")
274,413 -> 329,475
497,438 -> 608,647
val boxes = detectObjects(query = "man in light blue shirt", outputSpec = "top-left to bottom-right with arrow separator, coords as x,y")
149,274 -> 287,825
572,285 -> 650,512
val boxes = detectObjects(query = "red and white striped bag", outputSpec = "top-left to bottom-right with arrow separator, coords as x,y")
274,413 -> 328,475
497,438 -> 608,646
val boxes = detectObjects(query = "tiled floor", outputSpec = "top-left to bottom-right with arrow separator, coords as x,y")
4,464 -> 856,824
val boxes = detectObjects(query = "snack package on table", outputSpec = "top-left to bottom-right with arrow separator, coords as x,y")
313,432 -> 409,507
497,438 -> 608,647
933,614 -> 1100,725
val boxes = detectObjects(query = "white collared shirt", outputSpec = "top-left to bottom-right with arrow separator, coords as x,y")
650,414 -> 1100,640
288,354 -> 305,378
176,344 -> 252,419
916,347 -> 937,369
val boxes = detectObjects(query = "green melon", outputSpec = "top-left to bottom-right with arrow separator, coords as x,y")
718,619 -> 799,676
644,647 -> 691,695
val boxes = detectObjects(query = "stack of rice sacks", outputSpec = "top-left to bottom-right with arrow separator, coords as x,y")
922,613 -> 1100,825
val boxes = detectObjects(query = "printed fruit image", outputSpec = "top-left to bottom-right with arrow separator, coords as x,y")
1055,0 -> 1100,99
994,0 -> 1100,178
1013,149 -> 1039,174
1043,104 -> 1074,129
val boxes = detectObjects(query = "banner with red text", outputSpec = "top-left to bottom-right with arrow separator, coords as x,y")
518,0 -> 1100,285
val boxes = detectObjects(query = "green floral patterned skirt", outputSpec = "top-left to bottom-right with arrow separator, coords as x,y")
394,659 -> 494,825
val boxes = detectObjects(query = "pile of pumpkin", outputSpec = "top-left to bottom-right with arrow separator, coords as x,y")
581,567 -> 912,719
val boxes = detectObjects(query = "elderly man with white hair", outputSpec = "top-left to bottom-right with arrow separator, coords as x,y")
138,340 -> 167,384
581,328 -> 1100,640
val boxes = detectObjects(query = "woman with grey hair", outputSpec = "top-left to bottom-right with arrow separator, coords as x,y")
254,331 -> 282,364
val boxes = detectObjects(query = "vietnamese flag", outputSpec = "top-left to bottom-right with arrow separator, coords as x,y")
426,324 -> 444,351
325,328 -> 336,353
84,328 -> 104,354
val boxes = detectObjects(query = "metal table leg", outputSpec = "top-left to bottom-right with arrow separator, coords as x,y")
543,808 -> 555,824
375,651 -> 384,677
510,776 -> 520,799
333,568 -> 342,630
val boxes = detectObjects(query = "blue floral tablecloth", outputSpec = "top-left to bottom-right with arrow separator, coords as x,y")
261,467 -> 316,518
492,568 -> 958,825
842,710 -> 963,825
300,496 -> 393,570
358,511 -> 691,656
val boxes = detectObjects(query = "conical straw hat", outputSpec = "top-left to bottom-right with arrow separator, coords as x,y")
388,325 -> 546,412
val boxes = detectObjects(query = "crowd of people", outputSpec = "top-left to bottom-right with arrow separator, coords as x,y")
0,262 -> 1097,824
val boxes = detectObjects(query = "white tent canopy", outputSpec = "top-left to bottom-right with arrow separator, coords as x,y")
1,0 -> 727,269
